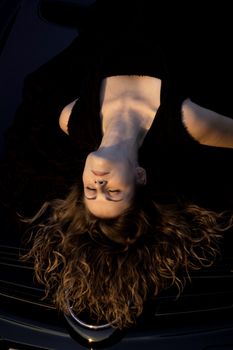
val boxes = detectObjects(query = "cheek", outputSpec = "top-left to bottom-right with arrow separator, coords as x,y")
83,155 -> 92,182
119,172 -> 136,189
82,167 -> 89,185
125,167 -> 136,184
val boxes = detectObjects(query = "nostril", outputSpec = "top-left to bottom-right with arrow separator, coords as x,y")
94,180 -> 106,185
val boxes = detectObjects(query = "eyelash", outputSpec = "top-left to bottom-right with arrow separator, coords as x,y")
86,187 -> 120,194
86,187 -> 95,191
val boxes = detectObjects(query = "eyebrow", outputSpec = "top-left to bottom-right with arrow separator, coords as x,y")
84,195 -> 123,202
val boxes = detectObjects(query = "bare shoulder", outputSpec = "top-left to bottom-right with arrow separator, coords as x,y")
181,98 -> 233,148
59,98 -> 78,134
181,98 -> 209,142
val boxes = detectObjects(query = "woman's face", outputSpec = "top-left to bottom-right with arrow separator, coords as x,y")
82,152 -> 138,218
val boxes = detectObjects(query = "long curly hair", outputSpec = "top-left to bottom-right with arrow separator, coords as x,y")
21,184 -> 233,329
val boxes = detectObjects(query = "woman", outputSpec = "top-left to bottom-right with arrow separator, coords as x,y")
59,75 -> 233,219
2,0 -> 233,329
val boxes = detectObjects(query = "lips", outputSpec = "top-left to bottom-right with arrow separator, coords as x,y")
92,170 -> 110,176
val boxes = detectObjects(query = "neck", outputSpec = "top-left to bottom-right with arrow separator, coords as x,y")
98,108 -> 146,165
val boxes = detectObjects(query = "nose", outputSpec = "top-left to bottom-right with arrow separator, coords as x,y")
94,180 -> 107,186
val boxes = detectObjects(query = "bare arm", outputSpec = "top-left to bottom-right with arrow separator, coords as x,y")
59,98 -> 79,134
182,99 -> 233,148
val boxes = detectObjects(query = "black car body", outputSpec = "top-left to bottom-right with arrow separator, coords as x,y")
0,236 -> 233,349
0,1 -> 233,349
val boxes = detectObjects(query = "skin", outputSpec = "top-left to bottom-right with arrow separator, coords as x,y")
82,151 -> 138,218
59,75 -> 233,218
60,76 -> 160,218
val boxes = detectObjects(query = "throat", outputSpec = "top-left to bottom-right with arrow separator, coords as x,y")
103,106 -> 153,142
100,75 -> 161,137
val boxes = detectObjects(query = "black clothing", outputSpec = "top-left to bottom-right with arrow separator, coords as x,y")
67,34 -> 233,211
0,27 -> 233,226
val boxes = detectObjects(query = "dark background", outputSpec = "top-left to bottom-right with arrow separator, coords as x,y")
0,0 -> 83,156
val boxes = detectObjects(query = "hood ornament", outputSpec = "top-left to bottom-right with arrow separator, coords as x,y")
64,298 -> 118,345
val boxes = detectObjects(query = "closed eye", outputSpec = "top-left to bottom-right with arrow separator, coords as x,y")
84,195 -> 123,202
85,187 -> 96,199
84,188 -> 123,201
107,189 -> 122,200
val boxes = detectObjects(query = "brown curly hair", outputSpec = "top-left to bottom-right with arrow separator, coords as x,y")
21,184 -> 233,329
